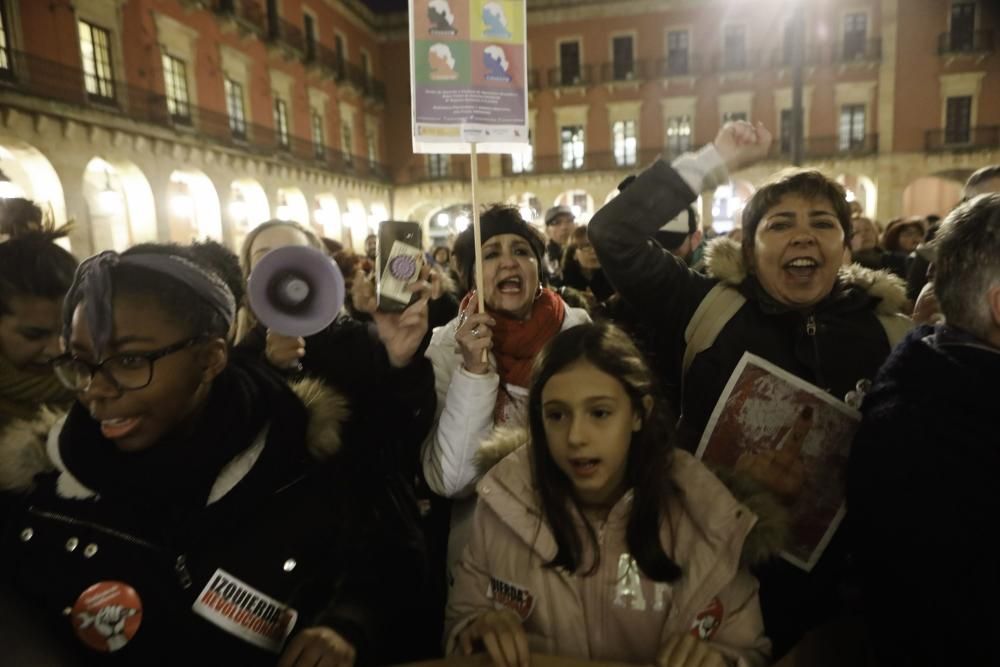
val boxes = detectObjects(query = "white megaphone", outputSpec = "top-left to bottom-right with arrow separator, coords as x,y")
247,245 -> 345,337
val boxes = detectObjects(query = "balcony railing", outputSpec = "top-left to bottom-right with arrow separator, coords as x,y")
527,69 -> 540,91
408,159 -> 471,183
315,43 -> 347,81
712,49 -> 764,73
210,0 -> 267,35
342,61 -> 386,103
833,38 -> 882,63
777,134 -> 880,159
938,29 -> 995,55
925,126 -> 1000,152
769,46 -> 826,68
546,64 -> 595,88
269,16 -> 305,54
0,49 -> 389,181
655,53 -> 704,78
501,148 -> 667,177
597,60 -> 651,84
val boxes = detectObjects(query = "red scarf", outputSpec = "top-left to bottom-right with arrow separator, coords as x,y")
460,289 -> 566,421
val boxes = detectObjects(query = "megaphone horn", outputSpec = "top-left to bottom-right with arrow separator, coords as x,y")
247,245 -> 344,338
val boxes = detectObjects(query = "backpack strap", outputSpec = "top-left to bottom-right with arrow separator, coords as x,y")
875,312 -> 913,349
682,283 -> 747,386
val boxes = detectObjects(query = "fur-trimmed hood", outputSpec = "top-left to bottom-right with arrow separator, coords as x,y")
474,427 -> 789,567
0,378 -> 350,494
703,236 -> 909,316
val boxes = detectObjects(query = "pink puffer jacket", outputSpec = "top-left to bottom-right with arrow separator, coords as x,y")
445,443 -> 772,666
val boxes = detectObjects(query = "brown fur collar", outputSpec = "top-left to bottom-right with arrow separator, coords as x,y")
0,379 -> 349,493
703,236 -> 910,315
474,426 -> 789,567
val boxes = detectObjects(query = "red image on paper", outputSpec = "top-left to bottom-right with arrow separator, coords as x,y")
695,353 -> 861,571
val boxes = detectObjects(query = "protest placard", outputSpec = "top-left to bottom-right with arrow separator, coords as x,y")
409,0 -> 529,154
695,353 -> 861,571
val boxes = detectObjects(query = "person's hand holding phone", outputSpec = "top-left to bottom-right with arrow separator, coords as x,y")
354,266 -> 438,368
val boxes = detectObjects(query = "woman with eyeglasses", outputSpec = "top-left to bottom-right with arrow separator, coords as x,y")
0,242 -> 423,666
560,225 -> 615,305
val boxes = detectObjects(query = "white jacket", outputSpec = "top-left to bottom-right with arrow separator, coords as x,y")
421,299 -> 590,572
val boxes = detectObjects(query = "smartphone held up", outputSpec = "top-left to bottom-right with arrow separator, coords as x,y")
376,220 -> 424,312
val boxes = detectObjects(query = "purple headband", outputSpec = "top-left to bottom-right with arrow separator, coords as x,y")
62,251 -> 236,357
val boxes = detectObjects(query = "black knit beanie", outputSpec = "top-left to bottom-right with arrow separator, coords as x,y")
452,205 -> 545,294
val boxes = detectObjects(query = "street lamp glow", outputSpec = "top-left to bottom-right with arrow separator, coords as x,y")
96,188 -> 123,216
0,180 -> 25,199
170,193 -> 194,218
229,198 -> 248,221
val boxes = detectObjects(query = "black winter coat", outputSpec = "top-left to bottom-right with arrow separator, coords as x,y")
848,325 -> 1000,666
0,360 -> 424,666
235,313 -> 436,480
589,158 -> 911,450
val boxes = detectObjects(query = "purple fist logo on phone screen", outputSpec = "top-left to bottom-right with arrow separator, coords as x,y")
389,255 -> 417,281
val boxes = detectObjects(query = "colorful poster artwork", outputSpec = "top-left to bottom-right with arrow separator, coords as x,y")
410,0 -> 528,153
695,353 -> 862,572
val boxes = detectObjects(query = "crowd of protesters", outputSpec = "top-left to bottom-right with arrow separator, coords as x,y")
1,122 -> 998,667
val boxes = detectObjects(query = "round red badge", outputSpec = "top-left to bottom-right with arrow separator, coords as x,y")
71,581 -> 143,652
690,596 -> 725,640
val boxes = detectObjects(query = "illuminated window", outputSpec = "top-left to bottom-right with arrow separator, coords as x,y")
511,130 -> 534,173
79,21 -> 115,101
311,112 -> 325,159
274,98 -> 290,148
162,54 -> 191,123
666,116 -> 691,155
613,120 -> 637,167
224,77 -> 246,139
560,125 -> 585,170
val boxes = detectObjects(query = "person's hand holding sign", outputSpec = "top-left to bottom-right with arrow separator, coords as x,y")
454,293 -> 496,375
278,626 -> 356,667
457,609 -> 530,667
656,633 -> 727,667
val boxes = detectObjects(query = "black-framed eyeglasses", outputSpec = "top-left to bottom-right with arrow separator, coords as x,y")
52,336 -> 204,393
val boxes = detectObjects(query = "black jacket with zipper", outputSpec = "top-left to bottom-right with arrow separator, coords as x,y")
588,157 -> 910,451
0,362 -> 425,666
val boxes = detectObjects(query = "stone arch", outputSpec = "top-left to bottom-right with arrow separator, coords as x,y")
429,202 -> 472,244
554,189 -> 595,223
168,169 -> 223,243
901,174 -> 963,219
82,157 -> 156,252
0,138 -> 68,242
370,202 -> 389,228
836,173 -> 878,219
228,179 -> 270,253
314,193 -> 342,243
345,199 -> 370,253
709,180 -> 753,234
276,187 -> 309,226
505,192 -> 543,226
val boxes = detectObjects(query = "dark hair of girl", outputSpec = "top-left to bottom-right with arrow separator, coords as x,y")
527,322 -> 683,582
0,198 -> 78,315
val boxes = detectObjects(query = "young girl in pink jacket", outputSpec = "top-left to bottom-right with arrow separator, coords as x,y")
446,323 -> 773,667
